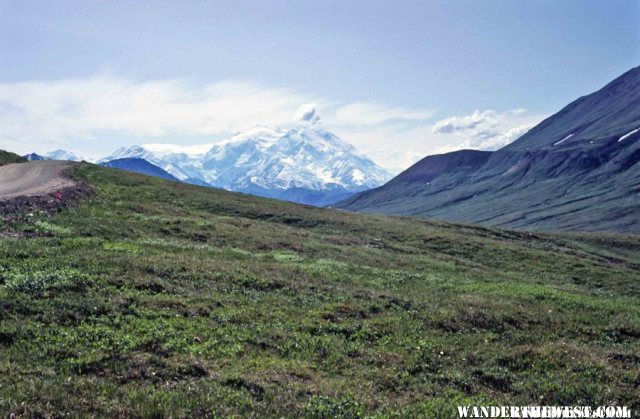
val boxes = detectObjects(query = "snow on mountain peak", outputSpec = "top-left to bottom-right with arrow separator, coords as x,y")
201,124 -> 390,191
98,124 -> 392,196
141,143 -> 213,157
46,149 -> 83,161
99,145 -> 204,181
214,125 -> 284,149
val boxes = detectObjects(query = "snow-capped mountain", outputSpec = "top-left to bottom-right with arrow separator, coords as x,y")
23,153 -> 47,161
23,149 -> 87,162
99,125 -> 392,205
201,125 -> 283,187
201,125 -> 390,192
99,145 -> 206,181
46,149 -> 83,161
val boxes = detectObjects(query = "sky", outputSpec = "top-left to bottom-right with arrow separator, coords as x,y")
0,0 -> 638,172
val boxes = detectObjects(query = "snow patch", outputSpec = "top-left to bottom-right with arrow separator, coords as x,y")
351,169 -> 364,184
618,128 -> 639,142
217,125 -> 284,148
313,168 -> 340,185
554,133 -> 574,146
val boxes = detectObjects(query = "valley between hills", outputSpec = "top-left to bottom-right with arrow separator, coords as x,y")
0,157 -> 638,417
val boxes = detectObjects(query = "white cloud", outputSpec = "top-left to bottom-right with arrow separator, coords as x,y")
430,109 -> 541,153
433,109 -> 525,135
0,77 -> 310,143
331,102 -> 436,126
332,108 -> 544,172
0,75 -> 545,173
297,103 -> 320,123
331,123 -> 433,172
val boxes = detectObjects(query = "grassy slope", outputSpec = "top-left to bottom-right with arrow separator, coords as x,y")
1,163 -> 639,417
0,150 -> 26,166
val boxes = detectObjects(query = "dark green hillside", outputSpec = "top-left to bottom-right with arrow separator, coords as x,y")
336,67 -> 640,233
503,65 -> 640,151
1,164 -> 639,417
0,150 -> 26,166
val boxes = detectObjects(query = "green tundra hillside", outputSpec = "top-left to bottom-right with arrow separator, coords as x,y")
0,150 -> 26,166
1,163 -> 639,417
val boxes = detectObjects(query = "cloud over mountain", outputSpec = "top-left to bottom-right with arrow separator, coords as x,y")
431,109 -> 540,152
297,103 -> 320,123
0,76 -> 544,172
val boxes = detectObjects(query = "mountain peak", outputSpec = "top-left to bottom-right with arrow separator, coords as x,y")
99,157 -> 180,182
97,125 -> 391,205
46,149 -> 83,161
201,124 -> 391,192
217,125 -> 285,148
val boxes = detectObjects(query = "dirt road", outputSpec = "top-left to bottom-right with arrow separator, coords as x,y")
0,161 -> 77,200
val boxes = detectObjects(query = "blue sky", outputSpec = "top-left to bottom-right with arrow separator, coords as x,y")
1,0 -> 638,171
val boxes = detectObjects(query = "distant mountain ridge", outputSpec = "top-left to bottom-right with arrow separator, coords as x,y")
23,150 -> 85,162
98,124 -> 391,205
23,153 -> 46,161
46,149 -> 83,161
99,158 -> 180,182
335,66 -> 640,233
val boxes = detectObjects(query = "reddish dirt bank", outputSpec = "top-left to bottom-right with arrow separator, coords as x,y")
0,161 -> 78,199
0,161 -> 92,218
